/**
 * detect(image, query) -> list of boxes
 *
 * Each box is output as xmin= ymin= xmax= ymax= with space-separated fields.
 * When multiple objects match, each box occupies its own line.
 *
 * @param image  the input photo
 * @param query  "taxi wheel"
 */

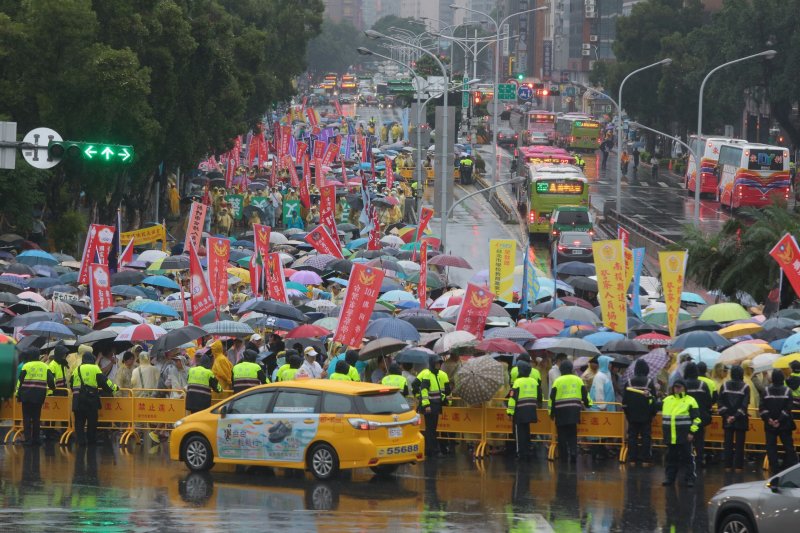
xmin=308 ymin=443 xmax=340 ymax=480
xmin=370 ymin=464 xmax=400 ymax=476
xmin=183 ymin=435 xmax=213 ymax=472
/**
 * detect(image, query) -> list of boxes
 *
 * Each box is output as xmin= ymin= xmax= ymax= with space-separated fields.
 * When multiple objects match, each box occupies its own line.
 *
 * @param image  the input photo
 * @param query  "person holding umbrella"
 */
xmin=416 ymin=355 xmax=451 ymax=458
xmin=550 ymin=359 xmax=592 ymax=463
xmin=506 ymin=362 xmax=541 ymax=460
xmin=16 ymin=348 xmax=56 ymax=446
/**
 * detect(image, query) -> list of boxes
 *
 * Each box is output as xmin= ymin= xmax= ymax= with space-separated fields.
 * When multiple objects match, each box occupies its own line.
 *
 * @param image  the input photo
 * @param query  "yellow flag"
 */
xmin=659 ymin=251 xmax=687 ymax=337
xmin=592 ymin=239 xmax=628 ymax=334
xmin=489 ymin=239 xmax=517 ymax=301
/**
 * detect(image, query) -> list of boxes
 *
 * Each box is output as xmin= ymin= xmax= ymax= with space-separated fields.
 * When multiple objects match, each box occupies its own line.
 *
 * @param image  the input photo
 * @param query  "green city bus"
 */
xmin=555 ymin=114 xmax=602 ymax=151
xmin=526 ymin=164 xmax=589 ymax=238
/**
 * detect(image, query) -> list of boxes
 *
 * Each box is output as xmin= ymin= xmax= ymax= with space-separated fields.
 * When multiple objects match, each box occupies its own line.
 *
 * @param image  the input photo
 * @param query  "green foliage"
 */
xmin=414 ymin=54 xmax=450 ymax=77
xmin=50 ymin=209 xmax=87 ymax=256
xmin=0 ymin=165 xmax=45 ymax=233
xmin=370 ymin=16 xmax=425 ymax=37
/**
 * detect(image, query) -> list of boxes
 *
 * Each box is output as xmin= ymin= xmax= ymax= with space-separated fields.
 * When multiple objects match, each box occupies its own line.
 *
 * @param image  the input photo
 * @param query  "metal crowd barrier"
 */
xmin=2 ymin=388 xmax=73 ymax=444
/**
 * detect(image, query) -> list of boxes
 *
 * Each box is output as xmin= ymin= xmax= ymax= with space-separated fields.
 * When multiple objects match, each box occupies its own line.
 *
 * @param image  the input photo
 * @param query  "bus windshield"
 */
xmin=527 ymin=173 xmax=589 ymax=236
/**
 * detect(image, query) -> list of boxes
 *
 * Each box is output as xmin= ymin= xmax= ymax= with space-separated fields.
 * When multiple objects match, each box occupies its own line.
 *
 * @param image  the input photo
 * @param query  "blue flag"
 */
xmin=630 ymin=247 xmax=646 ymax=318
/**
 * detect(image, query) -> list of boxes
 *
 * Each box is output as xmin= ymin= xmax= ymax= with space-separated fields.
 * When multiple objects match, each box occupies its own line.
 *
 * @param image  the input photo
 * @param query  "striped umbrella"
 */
xmin=115 ymin=323 xmax=167 ymax=342
xmin=204 ymin=320 xmax=255 ymax=337
xmin=483 ymin=327 xmax=536 ymax=343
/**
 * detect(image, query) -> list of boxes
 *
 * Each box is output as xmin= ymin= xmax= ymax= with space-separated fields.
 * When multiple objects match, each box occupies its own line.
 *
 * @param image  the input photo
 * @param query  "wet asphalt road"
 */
xmin=0 ymin=439 xmax=771 ymax=532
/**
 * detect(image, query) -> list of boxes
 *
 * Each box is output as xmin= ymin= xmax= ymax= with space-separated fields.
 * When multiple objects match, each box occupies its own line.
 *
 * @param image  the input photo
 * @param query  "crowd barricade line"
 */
xmin=1 ymin=396 xmax=19 ymax=444
xmin=1 ymin=388 xmax=72 ymax=444
xmin=129 ymin=388 xmax=187 ymax=444
xmin=420 ymin=396 xmax=486 ymax=456
xmin=90 ymin=388 xmax=138 ymax=446
xmin=552 ymin=403 xmax=626 ymax=462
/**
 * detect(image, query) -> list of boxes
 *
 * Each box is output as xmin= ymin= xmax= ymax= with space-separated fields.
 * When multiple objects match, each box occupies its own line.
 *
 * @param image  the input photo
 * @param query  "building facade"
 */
xmin=322 ymin=0 xmax=364 ymax=30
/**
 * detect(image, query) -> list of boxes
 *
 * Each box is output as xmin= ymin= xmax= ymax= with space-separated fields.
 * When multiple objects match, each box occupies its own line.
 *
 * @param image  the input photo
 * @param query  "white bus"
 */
xmin=716 ymin=142 xmax=790 ymax=209
xmin=684 ymin=136 xmax=745 ymax=196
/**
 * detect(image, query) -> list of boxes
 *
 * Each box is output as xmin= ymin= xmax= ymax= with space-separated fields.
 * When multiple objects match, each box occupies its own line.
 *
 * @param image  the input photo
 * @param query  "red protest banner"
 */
xmin=322 ymin=141 xmax=340 ymax=168
xmin=313 ymin=140 xmax=325 ymax=161
xmin=184 ymin=202 xmax=208 ymax=254
xmin=618 ymin=226 xmax=630 ymax=249
xmin=287 ymin=155 xmax=300 ymax=187
xmin=455 ymin=283 xmax=495 ymax=340
xmin=333 ymin=99 xmax=343 ymax=117
xmin=305 ymin=225 xmax=344 ymax=258
xmin=306 ymin=107 xmax=318 ymax=128
xmin=253 ymin=223 xmax=271 ymax=259
xmin=296 ymin=141 xmax=308 ymax=161
xmin=249 ymin=252 xmax=262 ymax=297
xmin=384 ymin=156 xmax=394 ymax=189
xmin=411 ymin=207 xmax=434 ymax=261
xmin=319 ymin=185 xmax=341 ymax=251
xmin=189 ymin=243 xmax=215 ymax=324
xmin=334 ymin=264 xmax=385 ymax=348
xmin=89 ymin=263 xmax=112 ymax=322
xmin=207 ymin=236 xmax=230 ymax=306
xmin=299 ymin=156 xmax=311 ymax=209
xmin=770 ymin=233 xmax=800 ymax=297
xmin=368 ymin=208 xmax=381 ymax=250
xmin=79 ymin=224 xmax=115 ymax=285
xmin=265 ymin=253 xmax=288 ymax=304
xmin=280 ymin=125 xmax=292 ymax=156
xmin=258 ymin=131 xmax=268 ymax=168
xmin=315 ymin=157 xmax=326 ymax=189
xmin=419 ymin=243 xmax=428 ymax=308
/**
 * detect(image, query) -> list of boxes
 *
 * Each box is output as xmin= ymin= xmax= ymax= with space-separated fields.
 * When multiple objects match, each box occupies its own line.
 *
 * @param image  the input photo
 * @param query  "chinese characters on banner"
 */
xmin=300 ymin=154 xmax=311 ymax=208
xmin=322 ymin=141 xmax=339 ymax=168
xmin=384 ymin=156 xmax=394 ymax=189
xmin=79 ymin=224 xmax=115 ymax=285
xmin=265 ymin=253 xmax=288 ymax=303
xmin=592 ymin=240 xmax=628 ymax=334
xmin=624 ymin=248 xmax=634 ymax=290
xmin=315 ymin=157 xmax=326 ymax=188
xmin=184 ymin=202 xmax=208 ymax=253
xmin=304 ymin=225 xmax=344 ymax=258
xmin=521 ymin=246 xmax=540 ymax=314
xmin=189 ymin=243 xmax=215 ymax=324
xmin=319 ymin=185 xmax=342 ymax=251
xmin=658 ymin=250 xmax=687 ymax=337
xmin=489 ymin=239 xmax=517 ymax=302
xmin=368 ymin=207 xmax=382 ymax=250
xmin=120 ymin=224 xmax=167 ymax=251
xmin=253 ymin=224 xmax=271 ymax=260
xmin=618 ymin=226 xmax=630 ymax=249
xmin=769 ymin=233 xmax=800 ymax=297
xmin=334 ymin=264 xmax=385 ymax=348
xmin=224 ymin=194 xmax=244 ymax=220
xmin=207 ymin=237 xmax=231 ymax=306
xmin=313 ymin=140 xmax=325 ymax=161
xmin=412 ymin=207 xmax=435 ymax=261
xmin=280 ymin=125 xmax=291 ymax=156
xmin=306 ymin=107 xmax=319 ymax=128
xmin=248 ymin=252 xmax=262 ymax=296
xmin=419 ymin=243 xmax=428 ymax=307
xmin=286 ymin=155 xmax=299 ymax=187
xmin=89 ymin=263 xmax=112 ymax=322
xmin=455 ymin=283 xmax=495 ymax=340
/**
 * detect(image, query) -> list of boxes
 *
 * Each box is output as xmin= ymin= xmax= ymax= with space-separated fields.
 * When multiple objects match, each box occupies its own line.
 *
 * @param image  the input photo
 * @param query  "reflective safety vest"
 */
xmin=789 ymin=373 xmax=800 ymax=399
xmin=232 ymin=361 xmax=262 ymax=392
xmin=416 ymin=369 xmax=449 ymax=408
xmin=329 ymin=372 xmax=352 ymax=381
xmin=661 ymin=393 xmax=701 ymax=445
xmin=49 ymin=360 xmax=68 ymax=390
xmin=507 ymin=376 xmax=539 ymax=416
xmin=382 ymin=374 xmax=408 ymax=395
xmin=347 ymin=365 xmax=360 ymax=382
xmin=698 ymin=375 xmax=716 ymax=396
xmin=550 ymin=374 xmax=590 ymax=424
xmin=511 ymin=365 xmax=541 ymax=385
xmin=276 ymin=363 xmax=291 ymax=381
xmin=17 ymin=361 xmax=50 ymax=403
xmin=282 ymin=368 xmax=300 ymax=381
xmin=187 ymin=367 xmax=220 ymax=397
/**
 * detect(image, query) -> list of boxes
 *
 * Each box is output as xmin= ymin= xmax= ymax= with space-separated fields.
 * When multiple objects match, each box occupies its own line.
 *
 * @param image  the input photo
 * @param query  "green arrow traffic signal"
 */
xmin=84 ymin=145 xmax=97 ymax=159
xmin=48 ymin=141 xmax=134 ymax=164
xmin=101 ymin=147 xmax=114 ymax=160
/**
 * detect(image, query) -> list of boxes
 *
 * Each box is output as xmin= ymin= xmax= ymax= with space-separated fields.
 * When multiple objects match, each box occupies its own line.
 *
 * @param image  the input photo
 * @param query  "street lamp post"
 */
xmin=695 ymin=50 xmax=776 ymax=224
xmin=450 ymin=4 xmax=549 ymax=189
xmin=616 ymin=58 xmax=672 ymax=217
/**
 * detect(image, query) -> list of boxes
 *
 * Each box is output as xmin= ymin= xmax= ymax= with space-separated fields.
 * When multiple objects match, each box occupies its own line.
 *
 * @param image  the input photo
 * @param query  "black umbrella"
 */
xmin=600 ymin=339 xmax=648 ymax=355
xmin=327 ymin=259 xmax=353 ymax=275
xmin=78 ymin=330 xmax=119 ymax=344
xmin=8 ymin=300 xmax=45 ymax=314
xmin=3 ymin=263 xmax=36 ymax=276
xmin=15 ymin=335 xmax=46 ymax=351
xmin=761 ymin=317 xmax=799 ymax=330
xmin=9 ymin=311 xmax=60 ymax=327
xmin=238 ymin=299 xmax=307 ymax=322
xmin=0 ymin=281 xmax=22 ymax=294
xmin=161 ymin=256 xmax=190 ymax=270
xmin=753 ymin=327 xmax=792 ymax=343
xmin=152 ymin=325 xmax=207 ymax=353
xmin=395 ymin=347 xmax=435 ymax=365
xmin=243 ymin=205 xmax=266 ymax=222
xmin=629 ymin=323 xmax=669 ymax=336
xmin=669 ymin=330 xmax=732 ymax=351
xmin=67 ymin=323 xmax=92 ymax=336
xmin=557 ymin=261 xmax=595 ymax=277
xmin=676 ymin=319 xmax=720 ymax=334
xmin=401 ymin=315 xmax=444 ymax=333
xmin=111 ymin=270 xmax=146 ymax=286
xmin=566 ymin=276 xmax=598 ymax=292
xmin=0 ymin=291 xmax=20 ymax=304
xmin=358 ymin=337 xmax=408 ymax=360
xmin=207 ymin=171 xmax=223 ymax=180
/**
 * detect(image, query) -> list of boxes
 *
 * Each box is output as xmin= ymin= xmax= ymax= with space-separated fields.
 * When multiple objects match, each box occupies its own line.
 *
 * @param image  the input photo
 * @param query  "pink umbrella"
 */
xmin=115 ymin=323 xmax=167 ymax=342
xmin=17 ymin=291 xmax=46 ymax=303
xmin=290 ymin=270 xmax=323 ymax=285
xmin=429 ymin=254 xmax=472 ymax=269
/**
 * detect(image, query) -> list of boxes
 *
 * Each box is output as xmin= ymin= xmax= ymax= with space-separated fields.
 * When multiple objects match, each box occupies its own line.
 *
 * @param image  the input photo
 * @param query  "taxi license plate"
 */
xmin=388 ymin=427 xmax=403 ymax=438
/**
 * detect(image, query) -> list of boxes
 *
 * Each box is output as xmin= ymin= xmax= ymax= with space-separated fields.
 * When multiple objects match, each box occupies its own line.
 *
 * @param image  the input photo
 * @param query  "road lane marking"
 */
xmin=658 ymin=181 xmax=669 ymax=188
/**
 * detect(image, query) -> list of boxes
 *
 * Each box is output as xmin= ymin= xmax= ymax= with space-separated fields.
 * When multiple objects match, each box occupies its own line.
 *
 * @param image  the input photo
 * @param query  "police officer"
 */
xmin=549 ymin=359 xmax=591 ymax=463
xmin=381 ymin=363 xmax=409 ymax=396
xmin=718 ymin=365 xmax=750 ymax=471
xmin=232 ymin=349 xmax=267 ymax=393
xmin=186 ymin=355 xmax=222 ymax=414
xmin=683 ymin=362 xmax=713 ymax=467
xmin=622 ymin=359 xmax=656 ymax=465
xmin=344 ymin=350 xmax=361 ymax=381
xmin=16 ymin=348 xmax=55 ymax=446
xmin=506 ymin=362 xmax=541 ymax=460
xmin=329 ymin=360 xmax=353 ymax=381
xmin=416 ymin=355 xmax=451 ymax=457
xmin=459 ymin=154 xmax=474 ymax=185
xmin=70 ymin=351 xmax=118 ymax=446
xmin=785 ymin=360 xmax=800 ymax=417
xmin=277 ymin=352 xmax=303 ymax=381
xmin=760 ymin=369 xmax=798 ymax=472
xmin=48 ymin=344 xmax=70 ymax=396
xmin=511 ymin=353 xmax=541 ymax=386
xmin=659 ymin=379 xmax=701 ymax=487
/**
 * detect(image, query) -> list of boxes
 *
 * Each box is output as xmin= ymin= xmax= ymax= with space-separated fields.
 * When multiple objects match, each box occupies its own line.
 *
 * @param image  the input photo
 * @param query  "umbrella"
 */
xmin=484 ymin=327 xmax=536 ymax=342
xmin=623 ymin=348 xmax=670 ymax=382
xmin=547 ymin=337 xmax=601 ymax=357
xmin=761 ymin=317 xmax=798 ymax=330
xmin=326 ymin=259 xmax=353 ymax=275
xmin=778 ymin=309 xmax=800 ymax=320
xmin=0 ymin=292 xmax=20 ymax=305
xmin=358 ymin=337 xmax=409 ymax=360
xmin=428 ymin=254 xmax=472 ymax=269
xmin=160 ymin=256 xmax=190 ymax=270
xmin=433 ymin=330 xmax=477 ymax=354
xmin=453 ymin=357 xmax=506 ymax=405
xmin=237 ymin=299 xmax=307 ymax=322
xmin=517 ymin=320 xmax=560 ymax=338
xmin=17 ymin=291 xmax=46 ymax=303
xmin=15 ymin=250 xmax=58 ymax=266
xmin=21 ymin=321 xmax=74 ymax=339
xmin=669 ymin=330 xmax=732 ymax=351
xmin=380 ymin=235 xmax=406 ymax=247
xmin=680 ymin=291 xmax=707 ymax=305
xmin=400 ymin=315 xmax=444 ymax=333
xmin=8 ymin=311 xmax=61 ymax=328
xmin=547 ymin=306 xmax=599 ymax=325
xmin=430 ymin=292 xmax=464 ymax=310
xmin=136 ymin=301 xmax=180 ymax=318
xmin=677 ymin=320 xmax=721 ymax=334
xmin=633 ymin=333 xmax=672 ymax=346
xmin=560 ymin=295 xmax=595 ymax=310
xmin=719 ymin=343 xmax=772 ymax=365
xmin=142 ymin=275 xmax=181 ymax=290
xmin=77 ymin=329 xmax=121 ymax=345
xmin=395 ymin=347 xmax=435 ymax=365
xmin=365 ymin=318 xmax=420 ymax=342
xmin=151 ymin=325 xmax=207 ymax=353
xmin=779 ymin=333 xmax=800 ymax=355
xmin=381 ymin=290 xmax=416 ymax=303
xmin=557 ymin=261 xmax=595 ymax=277
xmin=642 ymin=306 xmax=691 ymax=326
xmin=285 ymin=324 xmax=330 ymax=339
xmin=774 ymin=353 xmax=800 ymax=369
xmin=204 ymin=320 xmax=255 ymax=337
xmin=699 ymin=303 xmax=751 ymax=323
xmin=138 ymin=250 xmax=169 ymax=263
xmin=679 ymin=347 xmax=721 ymax=367
xmin=25 ymin=277 xmax=60 ymax=290
xmin=290 ymin=270 xmax=323 ymax=285
xmin=601 ymin=338 xmax=648 ymax=355
xmin=583 ymin=331 xmax=625 ymax=348
xmin=751 ymin=353 xmax=782 ymax=373
xmin=754 ymin=328 xmax=792 ymax=343
xmin=565 ymin=277 xmax=598 ymax=293
xmin=475 ymin=338 xmax=527 ymax=354
xmin=3 ymin=264 xmax=35 ymax=276
xmin=718 ymin=322 xmax=763 ymax=339
xmin=115 ymin=323 xmax=167 ymax=342
xmin=111 ymin=270 xmax=147 ymax=286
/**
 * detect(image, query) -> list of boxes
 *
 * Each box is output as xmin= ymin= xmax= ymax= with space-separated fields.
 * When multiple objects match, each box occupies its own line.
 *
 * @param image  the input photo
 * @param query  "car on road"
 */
xmin=378 ymin=95 xmax=395 ymax=109
xmin=708 ymin=463 xmax=800 ymax=533
xmin=549 ymin=206 xmax=594 ymax=242
xmin=555 ymin=231 xmax=594 ymax=263
xmin=496 ymin=127 xmax=519 ymax=148
xmin=170 ymin=380 xmax=424 ymax=480
xmin=525 ymin=131 xmax=551 ymax=146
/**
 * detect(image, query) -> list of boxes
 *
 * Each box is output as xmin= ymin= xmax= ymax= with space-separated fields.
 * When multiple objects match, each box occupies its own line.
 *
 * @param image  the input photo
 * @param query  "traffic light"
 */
xmin=517 ymin=73 xmax=524 ymax=81
xmin=473 ymin=91 xmax=482 ymax=105
xmin=48 ymin=141 xmax=134 ymax=163
xmin=549 ymin=86 xmax=561 ymax=96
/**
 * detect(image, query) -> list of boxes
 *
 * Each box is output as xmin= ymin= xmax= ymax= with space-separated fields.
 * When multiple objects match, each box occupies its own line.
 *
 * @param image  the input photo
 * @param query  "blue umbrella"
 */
xmin=16 ymin=250 xmax=58 ymax=266
xmin=33 ymin=265 xmax=60 ymax=278
xmin=395 ymin=301 xmax=420 ymax=309
xmin=346 ymin=238 xmax=368 ymax=250
xmin=0 ymin=275 xmax=25 ymax=288
xmin=365 ymin=318 xmax=420 ymax=342
xmin=583 ymin=331 xmax=625 ymax=348
xmin=680 ymin=291 xmax=707 ymax=305
xmin=379 ymin=279 xmax=402 ymax=293
xmin=111 ymin=285 xmax=148 ymax=299
xmin=246 ymin=316 xmax=299 ymax=330
xmin=535 ymin=277 xmax=576 ymax=294
xmin=59 ymin=271 xmax=79 ymax=284
xmin=770 ymin=338 xmax=786 ymax=352
xmin=780 ymin=332 xmax=800 ymax=355
xmin=327 ymin=277 xmax=349 ymax=287
xmin=42 ymin=285 xmax=78 ymax=297
xmin=142 ymin=275 xmax=180 ymax=290
xmin=381 ymin=290 xmax=415 ymax=302
xmin=137 ymin=301 xmax=180 ymax=318
xmin=232 ymin=240 xmax=255 ymax=249
xmin=669 ymin=330 xmax=732 ymax=351
xmin=21 ymin=320 xmax=74 ymax=338
xmin=26 ymin=277 xmax=61 ymax=289
xmin=679 ymin=347 xmax=721 ymax=367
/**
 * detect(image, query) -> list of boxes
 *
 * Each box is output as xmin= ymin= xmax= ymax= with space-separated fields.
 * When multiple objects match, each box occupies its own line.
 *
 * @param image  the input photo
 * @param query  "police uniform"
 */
xmin=459 ymin=156 xmax=474 ymax=184
xmin=16 ymin=357 xmax=56 ymax=445
xmin=381 ymin=373 xmax=409 ymax=396
xmin=549 ymin=361 xmax=591 ymax=463
xmin=759 ymin=371 xmax=798 ymax=472
xmin=329 ymin=372 xmax=352 ymax=381
xmin=70 ymin=362 xmax=118 ymax=446
xmin=506 ymin=367 xmax=541 ymax=459
xmin=186 ymin=366 xmax=222 ymax=414
xmin=683 ymin=363 xmax=714 ymax=466
xmin=718 ymin=367 xmax=750 ymax=470
xmin=785 ymin=367 xmax=800 ymax=418
xmin=660 ymin=381 xmax=701 ymax=486
xmin=232 ymin=361 xmax=266 ymax=393
xmin=622 ymin=364 xmax=656 ymax=464
xmin=416 ymin=360 xmax=451 ymax=457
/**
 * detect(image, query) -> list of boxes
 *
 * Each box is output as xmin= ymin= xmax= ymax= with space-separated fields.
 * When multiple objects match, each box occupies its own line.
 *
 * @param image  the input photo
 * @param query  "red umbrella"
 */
xmin=285 ymin=324 xmax=331 ymax=339
xmin=561 ymin=296 xmax=594 ymax=310
xmin=517 ymin=321 xmax=560 ymax=338
xmin=428 ymin=254 xmax=473 ymax=269
xmin=530 ymin=318 xmax=565 ymax=331
xmin=475 ymin=338 xmax=527 ymax=354
xmin=634 ymin=333 xmax=672 ymax=347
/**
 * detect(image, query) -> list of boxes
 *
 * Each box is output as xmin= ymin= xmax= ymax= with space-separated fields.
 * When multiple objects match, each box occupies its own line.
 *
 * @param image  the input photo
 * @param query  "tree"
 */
xmin=414 ymin=53 xmax=450 ymax=77
xmin=370 ymin=15 xmax=425 ymax=37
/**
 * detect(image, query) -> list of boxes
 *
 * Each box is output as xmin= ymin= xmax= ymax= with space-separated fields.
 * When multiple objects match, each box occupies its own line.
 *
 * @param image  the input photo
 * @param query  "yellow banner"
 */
xmin=659 ymin=250 xmax=687 ymax=337
xmin=120 ymin=224 xmax=167 ymax=251
xmin=592 ymin=239 xmax=627 ymax=334
xmin=624 ymin=248 xmax=634 ymax=289
xmin=489 ymin=239 xmax=516 ymax=301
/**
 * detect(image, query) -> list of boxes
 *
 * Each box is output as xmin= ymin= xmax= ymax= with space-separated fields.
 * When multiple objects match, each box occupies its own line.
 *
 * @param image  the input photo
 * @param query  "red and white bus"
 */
xmin=716 ymin=142 xmax=790 ymax=209
xmin=518 ymin=145 xmax=576 ymax=166
xmin=685 ymin=136 xmax=746 ymax=196
xmin=524 ymin=110 xmax=557 ymax=145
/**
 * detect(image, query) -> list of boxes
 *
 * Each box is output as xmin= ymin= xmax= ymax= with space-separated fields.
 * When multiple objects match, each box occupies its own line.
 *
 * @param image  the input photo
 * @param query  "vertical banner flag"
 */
xmin=322 ymin=141 xmax=339 ymax=168
xmin=296 ymin=141 xmax=308 ymax=162
xmin=624 ymin=248 xmax=634 ymax=291
xmin=769 ymin=233 xmax=800 ymax=297
xmin=592 ymin=239 xmax=628 ymax=334
xmin=419 ymin=243 xmax=428 ymax=308
xmin=489 ymin=239 xmax=517 ymax=302
xmin=107 ymin=210 xmax=121 ymax=274
xmin=253 ymin=224 xmax=271 ymax=260
xmin=265 ymin=252 xmax=288 ymax=303
xmin=412 ymin=206 xmax=435 ymax=261
xmin=119 ymin=237 xmax=135 ymax=268
xmin=305 ymin=225 xmax=344 ymax=258
xmin=280 ymin=125 xmax=292 ymax=157
xmin=207 ymin=236 xmax=231 ymax=306
xmin=630 ymin=247 xmax=646 ymax=318
xmin=88 ymin=263 xmax=112 ymax=322
xmin=300 ymin=154 xmax=311 ymax=208
xmin=189 ymin=243 xmax=214 ymax=325
xmin=287 ymin=156 xmax=300 ymax=187
xmin=313 ymin=140 xmax=325 ymax=161
xmin=79 ymin=224 xmax=115 ymax=285
xmin=658 ymin=250 xmax=688 ymax=338
xmin=334 ymin=264 xmax=385 ymax=347
xmin=333 ymin=99 xmax=343 ymax=117
xmin=617 ymin=226 xmax=630 ymax=249
xmin=521 ymin=246 xmax=540 ymax=315
xmin=456 ymin=283 xmax=495 ymax=340
xmin=368 ymin=208 xmax=382 ymax=250
xmin=319 ymin=185 xmax=341 ymax=251
xmin=184 ymin=201 xmax=208 ymax=253
xmin=306 ymin=107 xmax=319 ymax=128
xmin=315 ymin=157 xmax=326 ymax=188
xmin=249 ymin=252 xmax=262 ymax=296
xmin=384 ymin=156 xmax=394 ymax=189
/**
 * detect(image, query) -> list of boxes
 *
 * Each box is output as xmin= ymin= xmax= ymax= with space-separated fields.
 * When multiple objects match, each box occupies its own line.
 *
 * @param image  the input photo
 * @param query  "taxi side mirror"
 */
xmin=767 ymin=476 xmax=780 ymax=493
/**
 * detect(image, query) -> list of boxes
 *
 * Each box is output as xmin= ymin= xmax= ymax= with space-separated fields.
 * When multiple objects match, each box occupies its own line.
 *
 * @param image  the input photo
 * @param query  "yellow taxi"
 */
xmin=169 ymin=380 xmax=424 ymax=479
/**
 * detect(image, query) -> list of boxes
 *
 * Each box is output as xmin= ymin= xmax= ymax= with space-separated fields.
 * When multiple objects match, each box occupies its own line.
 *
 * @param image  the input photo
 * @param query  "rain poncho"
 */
xmin=590 ymin=355 xmax=616 ymax=411
xmin=131 ymin=352 xmax=159 ymax=397
xmin=210 ymin=340 xmax=233 ymax=391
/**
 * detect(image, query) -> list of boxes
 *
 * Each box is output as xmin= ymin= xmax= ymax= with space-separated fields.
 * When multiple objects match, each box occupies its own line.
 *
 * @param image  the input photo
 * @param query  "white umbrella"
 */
xmin=433 ymin=330 xmax=477 ymax=354
xmin=137 ymin=250 xmax=169 ymax=263
xmin=752 ymin=353 xmax=781 ymax=373
xmin=269 ymin=232 xmax=288 ymax=244
xmin=547 ymin=337 xmax=601 ymax=357
xmin=380 ymin=235 xmax=405 ymax=247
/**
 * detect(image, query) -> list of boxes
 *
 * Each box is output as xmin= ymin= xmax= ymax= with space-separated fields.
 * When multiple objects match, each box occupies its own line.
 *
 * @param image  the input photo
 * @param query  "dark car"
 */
xmin=496 ymin=127 xmax=518 ymax=148
xmin=555 ymin=231 xmax=594 ymax=264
